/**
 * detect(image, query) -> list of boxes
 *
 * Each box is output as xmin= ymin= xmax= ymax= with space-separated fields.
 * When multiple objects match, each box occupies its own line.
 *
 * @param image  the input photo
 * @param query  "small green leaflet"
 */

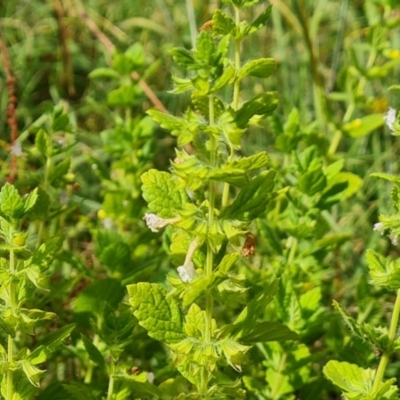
xmin=366 ymin=249 xmax=400 ymax=290
xmin=227 ymin=152 xmax=269 ymax=171
xmin=0 ymin=183 xmax=25 ymax=220
xmin=127 ymin=283 xmax=184 ymax=343
xmin=343 ymin=114 xmax=384 ymax=138
xmin=219 ymin=279 xmax=278 ymax=339
xmin=371 ymin=173 xmax=400 ymax=183
xmin=212 ymin=9 xmax=235 ymax=36
xmin=239 ymin=58 xmax=276 ymax=79
xmin=333 ymin=300 xmax=389 ymax=352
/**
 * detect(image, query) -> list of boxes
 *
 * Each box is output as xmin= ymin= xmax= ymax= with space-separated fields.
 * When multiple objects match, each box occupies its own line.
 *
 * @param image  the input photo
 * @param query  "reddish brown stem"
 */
xmin=0 ymin=33 xmax=18 ymax=183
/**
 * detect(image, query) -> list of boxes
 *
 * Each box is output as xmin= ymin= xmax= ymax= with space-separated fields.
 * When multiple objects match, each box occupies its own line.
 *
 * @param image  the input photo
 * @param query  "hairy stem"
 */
xmin=200 ymin=94 xmax=217 ymax=396
xmin=106 ymin=364 xmax=115 ymax=400
xmin=372 ymin=289 xmax=400 ymax=393
xmin=84 ymin=334 xmax=100 ymax=384
xmin=222 ymin=6 xmax=241 ymax=208
xmin=7 ymin=225 xmax=16 ymax=400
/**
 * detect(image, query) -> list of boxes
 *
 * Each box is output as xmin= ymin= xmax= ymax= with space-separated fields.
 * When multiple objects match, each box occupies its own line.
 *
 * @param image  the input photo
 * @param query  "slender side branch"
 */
xmin=372 ymin=289 xmax=400 ymax=393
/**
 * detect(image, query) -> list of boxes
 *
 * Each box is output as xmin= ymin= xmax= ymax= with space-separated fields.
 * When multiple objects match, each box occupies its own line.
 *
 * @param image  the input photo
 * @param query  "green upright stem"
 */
xmin=84 ymin=334 xmax=100 ymax=384
xmin=106 ymin=365 xmax=115 ymax=400
xmin=200 ymin=95 xmax=217 ymax=397
xmin=222 ymin=6 xmax=241 ymax=209
xmin=372 ymin=289 xmax=400 ymax=394
xmin=7 ymin=226 xmax=16 ymax=400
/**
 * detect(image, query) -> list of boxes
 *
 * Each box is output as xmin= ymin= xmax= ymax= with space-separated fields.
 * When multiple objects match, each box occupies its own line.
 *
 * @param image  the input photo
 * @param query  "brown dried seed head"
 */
xmin=242 ymin=233 xmax=255 ymax=257
xmin=199 ymin=20 xmax=213 ymax=32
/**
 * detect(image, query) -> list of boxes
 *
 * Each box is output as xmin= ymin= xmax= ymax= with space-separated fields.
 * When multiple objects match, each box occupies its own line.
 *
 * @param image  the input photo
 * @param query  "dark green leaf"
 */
xmin=223 ymin=170 xmax=276 ymax=221
xmin=235 ymin=92 xmax=278 ymax=128
xmin=240 ymin=321 xmax=299 ymax=344
xmin=81 ymin=334 xmax=106 ymax=370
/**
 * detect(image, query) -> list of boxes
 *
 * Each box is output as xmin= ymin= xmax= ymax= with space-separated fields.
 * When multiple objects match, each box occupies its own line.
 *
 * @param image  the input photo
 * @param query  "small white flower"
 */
xmin=143 ymin=213 xmax=180 ymax=232
xmin=147 ymin=372 xmax=155 ymax=383
xmin=384 ymin=108 xmax=397 ymax=132
xmin=143 ymin=213 xmax=169 ymax=232
xmin=59 ymin=191 xmax=69 ymax=205
xmin=390 ymin=231 xmax=399 ymax=246
xmin=177 ymin=261 xmax=196 ymax=283
xmin=103 ymin=217 xmax=114 ymax=230
xmin=10 ymin=142 xmax=23 ymax=157
xmin=373 ymin=222 xmax=384 ymax=233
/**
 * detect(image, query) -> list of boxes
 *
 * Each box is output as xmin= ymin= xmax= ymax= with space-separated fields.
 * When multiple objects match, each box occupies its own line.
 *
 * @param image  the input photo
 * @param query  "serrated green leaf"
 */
xmin=141 ymin=169 xmax=188 ymax=218
xmin=239 ymin=321 xmax=299 ymax=344
xmin=184 ymin=303 xmax=206 ymax=338
xmin=239 ymin=58 xmax=276 ymax=79
xmin=212 ymin=9 xmax=236 ymax=36
xmin=81 ymin=334 xmax=106 ymax=370
xmin=0 ymin=183 xmax=25 ymax=220
xmin=235 ymin=92 xmax=278 ymax=128
xmin=195 ymin=31 xmax=216 ymax=66
xmin=223 ymin=170 xmax=276 ymax=221
xmin=127 ymin=283 xmax=184 ymax=343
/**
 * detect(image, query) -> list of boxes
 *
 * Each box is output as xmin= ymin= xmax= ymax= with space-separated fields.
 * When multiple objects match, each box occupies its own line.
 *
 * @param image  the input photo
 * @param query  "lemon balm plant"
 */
xmin=127 ymin=1 xmax=299 ymax=398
